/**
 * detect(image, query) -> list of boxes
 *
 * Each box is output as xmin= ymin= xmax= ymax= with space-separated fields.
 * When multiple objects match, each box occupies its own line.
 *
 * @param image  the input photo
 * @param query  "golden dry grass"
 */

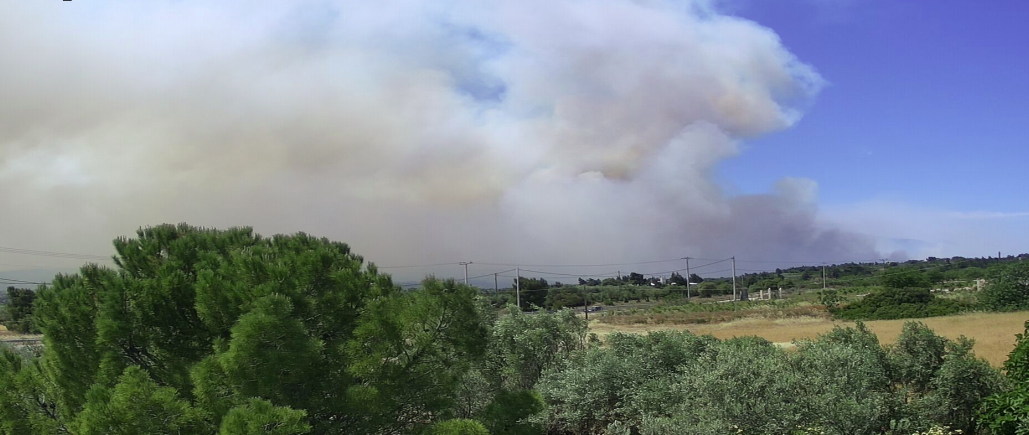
xmin=0 ymin=324 xmax=42 ymax=341
xmin=596 ymin=304 xmax=829 ymax=326
xmin=590 ymin=311 xmax=1029 ymax=367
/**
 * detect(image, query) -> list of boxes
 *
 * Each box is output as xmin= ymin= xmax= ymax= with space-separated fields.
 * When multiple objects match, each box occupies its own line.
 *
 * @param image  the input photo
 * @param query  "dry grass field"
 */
xmin=0 ymin=324 xmax=42 ymax=342
xmin=590 ymin=311 xmax=1029 ymax=367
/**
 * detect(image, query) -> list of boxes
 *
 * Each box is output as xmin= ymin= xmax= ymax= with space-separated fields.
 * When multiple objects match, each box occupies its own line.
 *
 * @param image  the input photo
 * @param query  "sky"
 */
xmin=1 ymin=0 xmax=1026 ymax=287
xmin=722 ymin=0 xmax=1029 ymax=258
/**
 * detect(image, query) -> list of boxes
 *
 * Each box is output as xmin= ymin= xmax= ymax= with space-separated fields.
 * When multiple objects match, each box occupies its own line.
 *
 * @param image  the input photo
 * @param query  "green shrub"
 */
xmin=536 ymin=348 xmax=641 ymax=434
xmin=881 ymin=270 xmax=932 ymax=290
xmin=674 ymin=338 xmax=806 ymax=435
xmin=793 ymin=338 xmax=896 ymax=434
xmin=919 ymin=353 xmax=1005 ymax=434
xmin=477 ymin=390 xmax=543 ymax=435
xmin=835 ymin=288 xmax=965 ymax=321
xmin=980 ymin=262 xmax=1029 ymax=311
xmin=430 ymin=419 xmax=489 ymax=435
xmin=979 ymin=321 xmax=1029 ymax=435
xmin=891 ymin=322 xmax=949 ymax=392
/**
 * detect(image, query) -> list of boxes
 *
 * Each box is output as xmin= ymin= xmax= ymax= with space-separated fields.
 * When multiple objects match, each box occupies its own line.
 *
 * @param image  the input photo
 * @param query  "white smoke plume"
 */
xmin=0 ymin=0 xmax=879 ymax=281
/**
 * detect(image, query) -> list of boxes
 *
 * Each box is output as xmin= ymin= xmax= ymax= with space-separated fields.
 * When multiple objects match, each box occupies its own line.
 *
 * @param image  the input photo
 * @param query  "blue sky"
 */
xmin=719 ymin=0 xmax=1029 ymax=212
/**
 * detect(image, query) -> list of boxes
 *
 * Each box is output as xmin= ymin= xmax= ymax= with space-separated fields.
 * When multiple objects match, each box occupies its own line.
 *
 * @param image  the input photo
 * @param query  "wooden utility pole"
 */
xmin=582 ymin=282 xmax=589 ymax=321
xmin=822 ymin=264 xmax=827 ymax=290
xmin=459 ymin=261 xmax=472 ymax=286
xmin=515 ymin=267 xmax=521 ymax=309
xmin=682 ymin=257 xmax=692 ymax=299
xmin=731 ymin=256 xmax=737 ymax=301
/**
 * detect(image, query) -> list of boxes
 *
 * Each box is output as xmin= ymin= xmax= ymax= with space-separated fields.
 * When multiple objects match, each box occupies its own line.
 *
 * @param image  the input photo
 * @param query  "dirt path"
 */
xmin=590 ymin=311 xmax=1029 ymax=366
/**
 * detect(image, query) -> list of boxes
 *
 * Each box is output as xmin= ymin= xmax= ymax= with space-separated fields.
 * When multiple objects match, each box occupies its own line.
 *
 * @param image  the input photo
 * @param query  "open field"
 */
xmin=0 ymin=324 xmax=42 ymax=343
xmin=590 ymin=311 xmax=1029 ymax=367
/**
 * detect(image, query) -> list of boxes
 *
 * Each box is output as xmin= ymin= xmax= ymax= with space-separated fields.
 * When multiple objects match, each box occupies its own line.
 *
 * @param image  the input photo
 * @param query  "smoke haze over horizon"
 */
xmin=1 ymin=0 xmax=906 ymax=282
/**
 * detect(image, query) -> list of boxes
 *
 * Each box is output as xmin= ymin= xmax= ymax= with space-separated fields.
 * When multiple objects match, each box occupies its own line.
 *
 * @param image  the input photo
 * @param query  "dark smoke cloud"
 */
xmin=0 ymin=0 xmax=878 ymax=281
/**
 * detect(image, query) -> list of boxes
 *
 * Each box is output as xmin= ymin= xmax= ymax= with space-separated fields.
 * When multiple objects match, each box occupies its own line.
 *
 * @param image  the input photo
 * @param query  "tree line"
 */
xmin=2 ymin=224 xmax=1029 ymax=434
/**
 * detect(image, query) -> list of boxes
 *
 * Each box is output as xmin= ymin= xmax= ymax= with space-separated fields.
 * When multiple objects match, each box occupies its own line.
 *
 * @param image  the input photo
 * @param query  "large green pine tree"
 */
xmin=0 ymin=224 xmax=487 ymax=435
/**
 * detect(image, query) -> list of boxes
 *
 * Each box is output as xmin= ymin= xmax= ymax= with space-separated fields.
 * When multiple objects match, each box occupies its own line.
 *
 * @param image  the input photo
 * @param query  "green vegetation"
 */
xmin=0 ymin=287 xmax=37 ymax=334
xmin=535 ymin=322 xmax=1003 ymax=435
xmin=589 ymin=257 xmax=1029 ymax=325
xmin=0 ymin=225 xmax=488 ymax=435
xmin=979 ymin=262 xmax=1029 ymax=311
xmin=835 ymin=288 xmax=966 ymax=320
xmin=1 ymin=224 xmax=1027 ymax=435
xmin=979 ymin=321 xmax=1029 ymax=434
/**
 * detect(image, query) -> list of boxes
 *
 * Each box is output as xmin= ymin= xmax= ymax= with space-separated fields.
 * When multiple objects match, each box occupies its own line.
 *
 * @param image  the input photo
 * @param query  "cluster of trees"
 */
xmin=492 ymin=284 xmax=681 ymax=311
xmin=0 ymin=287 xmax=37 ymax=334
xmin=493 ymin=276 xmax=707 ymax=311
xmin=737 ymin=255 xmax=1025 ymax=292
xmin=979 ymin=262 xmax=1029 ymax=312
xmin=1 ymin=224 xmax=1027 ymax=435
xmin=0 ymin=225 xmax=497 ymax=435
xmin=536 ymin=322 xmax=1008 ymax=435
xmin=826 ymin=261 xmax=1029 ymax=321
xmin=833 ymin=288 xmax=965 ymax=320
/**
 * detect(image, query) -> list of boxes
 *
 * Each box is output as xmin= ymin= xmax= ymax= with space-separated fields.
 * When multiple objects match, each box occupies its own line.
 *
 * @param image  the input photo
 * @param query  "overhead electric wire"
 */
xmin=0 ymin=246 xmax=111 ymax=261
xmin=733 ymin=258 xmax=880 ymax=265
xmin=466 ymin=269 xmax=516 ymax=281
xmin=475 ymin=258 xmax=684 ymax=268
xmin=518 ymin=269 xmax=622 ymax=278
xmin=0 ymin=277 xmax=49 ymax=286
xmin=376 ymin=262 xmax=461 ymax=269
xmin=685 ymin=257 xmax=731 ymax=270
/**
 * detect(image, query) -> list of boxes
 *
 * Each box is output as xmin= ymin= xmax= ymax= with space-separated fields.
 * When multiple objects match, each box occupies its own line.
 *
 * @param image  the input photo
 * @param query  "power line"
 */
xmin=466 ymin=269 xmax=516 ymax=281
xmin=733 ymin=258 xmax=880 ymax=265
xmin=0 ymin=277 xmax=49 ymax=286
xmin=518 ymin=269 xmax=622 ymax=278
xmin=376 ymin=262 xmax=461 ymax=269
xmin=686 ymin=257 xmax=731 ymax=270
xmin=0 ymin=246 xmax=110 ymax=261
xmin=475 ymin=258 xmax=690 ymax=268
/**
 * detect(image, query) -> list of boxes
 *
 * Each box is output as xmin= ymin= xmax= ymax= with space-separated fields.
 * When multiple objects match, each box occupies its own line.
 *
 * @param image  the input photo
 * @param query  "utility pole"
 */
xmin=582 ymin=282 xmax=589 ymax=321
xmin=682 ymin=257 xmax=691 ymax=299
xmin=822 ymin=263 xmax=827 ymax=290
xmin=459 ymin=261 xmax=473 ymax=286
xmin=731 ymin=256 xmax=737 ymax=301
xmin=494 ymin=273 xmax=498 ymax=296
xmin=515 ymin=267 xmax=521 ymax=309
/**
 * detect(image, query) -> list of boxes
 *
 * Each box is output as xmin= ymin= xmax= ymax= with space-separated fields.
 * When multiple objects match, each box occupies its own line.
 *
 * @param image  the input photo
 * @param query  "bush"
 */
xmin=979 ymin=321 xmax=1029 ymax=435
xmin=477 ymin=390 xmax=544 ymax=435
xmin=980 ymin=262 xmax=1029 ymax=311
xmin=2 ymin=287 xmax=38 ymax=334
xmin=430 ymin=419 xmax=489 ymax=435
xmin=835 ymin=288 xmax=965 ymax=321
xmin=536 ymin=348 xmax=643 ymax=435
xmin=920 ymin=353 xmax=1005 ymax=434
xmin=673 ymin=338 xmax=807 ymax=435
xmin=882 ymin=270 xmax=931 ymax=290
xmin=891 ymin=322 xmax=949 ymax=392
xmin=793 ymin=338 xmax=896 ymax=434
